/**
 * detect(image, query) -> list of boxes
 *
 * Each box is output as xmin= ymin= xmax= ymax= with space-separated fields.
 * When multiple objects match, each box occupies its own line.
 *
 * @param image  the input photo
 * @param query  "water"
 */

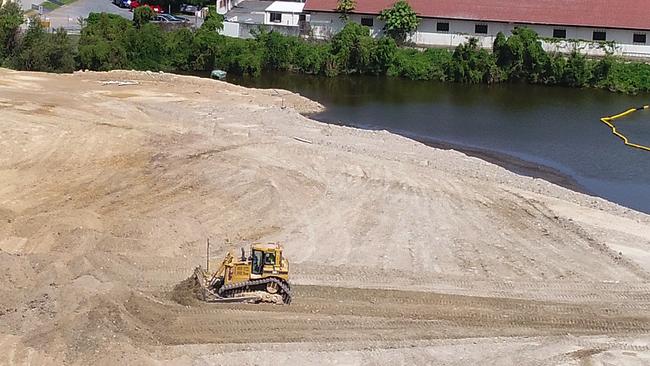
xmin=225 ymin=72 xmax=650 ymax=214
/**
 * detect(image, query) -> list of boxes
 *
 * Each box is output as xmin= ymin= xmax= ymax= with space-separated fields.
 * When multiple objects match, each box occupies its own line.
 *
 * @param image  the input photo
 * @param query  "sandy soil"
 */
xmin=0 ymin=68 xmax=649 ymax=365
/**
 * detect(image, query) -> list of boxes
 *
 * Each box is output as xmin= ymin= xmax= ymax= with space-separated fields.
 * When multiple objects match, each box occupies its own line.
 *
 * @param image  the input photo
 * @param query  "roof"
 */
xmin=265 ymin=1 xmax=305 ymax=13
xmin=225 ymin=0 xmax=267 ymax=23
xmin=303 ymin=0 xmax=650 ymax=31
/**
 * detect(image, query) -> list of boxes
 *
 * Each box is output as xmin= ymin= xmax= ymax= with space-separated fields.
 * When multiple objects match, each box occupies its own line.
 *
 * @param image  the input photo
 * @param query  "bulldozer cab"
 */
xmin=251 ymin=243 xmax=282 ymax=275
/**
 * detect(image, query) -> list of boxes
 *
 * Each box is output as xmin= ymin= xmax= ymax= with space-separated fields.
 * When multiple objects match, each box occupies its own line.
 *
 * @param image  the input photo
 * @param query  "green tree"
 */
xmin=165 ymin=28 xmax=194 ymax=70
xmin=78 ymin=13 xmax=131 ymax=70
xmin=335 ymin=0 xmax=355 ymax=20
xmin=11 ymin=18 xmax=75 ymax=72
xmin=329 ymin=22 xmax=373 ymax=73
xmin=591 ymin=54 xmax=614 ymax=88
xmin=42 ymin=28 xmax=76 ymax=72
xmin=255 ymin=29 xmax=295 ymax=70
xmin=563 ymin=51 xmax=591 ymax=87
xmin=290 ymin=41 xmax=327 ymax=74
xmin=493 ymin=28 xmax=549 ymax=83
xmin=215 ymin=37 xmax=263 ymax=76
xmin=190 ymin=8 xmax=224 ymax=70
xmin=200 ymin=8 xmax=224 ymax=32
xmin=379 ymin=0 xmax=419 ymax=44
xmin=125 ymin=23 xmax=166 ymax=70
xmin=0 ymin=2 xmax=23 ymax=63
xmin=448 ymin=38 xmax=503 ymax=84
xmin=133 ymin=6 xmax=155 ymax=28
xmin=389 ymin=48 xmax=451 ymax=81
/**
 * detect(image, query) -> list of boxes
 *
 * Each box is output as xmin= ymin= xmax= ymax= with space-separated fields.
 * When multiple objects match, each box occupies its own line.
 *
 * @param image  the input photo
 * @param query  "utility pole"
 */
xmin=206 ymin=238 xmax=210 ymax=272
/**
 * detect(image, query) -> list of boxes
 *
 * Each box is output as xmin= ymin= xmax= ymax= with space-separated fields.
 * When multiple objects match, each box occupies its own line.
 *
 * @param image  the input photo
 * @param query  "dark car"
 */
xmin=112 ymin=0 xmax=130 ymax=8
xmin=158 ymin=13 xmax=188 ymax=22
xmin=179 ymin=3 xmax=197 ymax=14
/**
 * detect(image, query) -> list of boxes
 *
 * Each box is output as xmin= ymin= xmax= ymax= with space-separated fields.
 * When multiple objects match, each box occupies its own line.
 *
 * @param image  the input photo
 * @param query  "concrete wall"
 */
xmin=309 ymin=12 xmax=650 ymax=58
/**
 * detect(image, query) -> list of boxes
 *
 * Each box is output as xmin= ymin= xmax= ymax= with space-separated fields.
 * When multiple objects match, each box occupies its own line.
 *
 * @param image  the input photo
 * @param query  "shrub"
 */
xmin=10 ymin=18 xmax=75 ymax=72
xmin=379 ymin=0 xmax=419 ymax=44
xmin=125 ymin=23 xmax=167 ymax=70
xmin=0 ymin=2 xmax=22 ymax=63
xmin=78 ymin=13 xmax=131 ymax=70
xmin=215 ymin=37 xmax=263 ymax=76
xmin=133 ymin=6 xmax=156 ymax=28
xmin=448 ymin=38 xmax=503 ymax=84
xmin=165 ymin=28 xmax=194 ymax=70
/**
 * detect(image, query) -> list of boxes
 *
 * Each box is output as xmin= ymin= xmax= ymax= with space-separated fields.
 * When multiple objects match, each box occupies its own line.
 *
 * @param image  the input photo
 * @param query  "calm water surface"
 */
xmin=226 ymin=73 xmax=650 ymax=214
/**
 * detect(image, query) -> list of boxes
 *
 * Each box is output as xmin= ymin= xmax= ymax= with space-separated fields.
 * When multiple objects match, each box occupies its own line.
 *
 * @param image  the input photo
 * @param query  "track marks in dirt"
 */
xmin=122 ymin=285 xmax=650 ymax=346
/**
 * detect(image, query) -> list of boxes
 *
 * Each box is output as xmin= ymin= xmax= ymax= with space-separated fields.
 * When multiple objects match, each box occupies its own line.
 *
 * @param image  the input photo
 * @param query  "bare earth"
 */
xmin=0 ymin=68 xmax=649 ymax=365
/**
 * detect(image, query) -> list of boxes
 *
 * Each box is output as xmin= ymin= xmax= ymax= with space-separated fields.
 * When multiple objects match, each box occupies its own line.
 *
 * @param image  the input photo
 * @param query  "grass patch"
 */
xmin=41 ymin=1 xmax=60 ymax=10
xmin=41 ymin=0 xmax=78 ymax=11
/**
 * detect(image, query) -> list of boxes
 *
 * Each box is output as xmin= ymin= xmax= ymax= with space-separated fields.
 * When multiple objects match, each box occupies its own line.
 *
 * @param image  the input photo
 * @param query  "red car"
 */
xmin=130 ymin=1 xmax=163 ymax=13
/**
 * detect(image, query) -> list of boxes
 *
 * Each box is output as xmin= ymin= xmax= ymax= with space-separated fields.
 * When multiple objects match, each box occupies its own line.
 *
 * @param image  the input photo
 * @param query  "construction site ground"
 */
xmin=0 ymin=68 xmax=649 ymax=365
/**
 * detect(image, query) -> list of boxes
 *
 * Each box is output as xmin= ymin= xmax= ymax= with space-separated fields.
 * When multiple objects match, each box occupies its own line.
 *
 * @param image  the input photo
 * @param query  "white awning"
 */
xmin=265 ymin=1 xmax=305 ymax=13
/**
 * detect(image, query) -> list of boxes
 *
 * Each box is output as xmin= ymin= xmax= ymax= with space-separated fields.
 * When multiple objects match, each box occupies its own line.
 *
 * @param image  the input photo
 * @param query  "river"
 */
xmin=225 ymin=72 xmax=650 ymax=214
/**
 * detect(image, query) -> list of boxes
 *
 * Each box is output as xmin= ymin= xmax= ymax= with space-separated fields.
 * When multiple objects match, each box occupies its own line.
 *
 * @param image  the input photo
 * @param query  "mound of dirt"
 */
xmin=1 ymin=68 xmax=649 ymax=365
xmin=170 ymin=275 xmax=203 ymax=306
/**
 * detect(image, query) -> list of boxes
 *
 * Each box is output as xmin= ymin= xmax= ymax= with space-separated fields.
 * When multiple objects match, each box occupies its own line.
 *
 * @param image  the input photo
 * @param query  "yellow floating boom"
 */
xmin=600 ymin=105 xmax=650 ymax=152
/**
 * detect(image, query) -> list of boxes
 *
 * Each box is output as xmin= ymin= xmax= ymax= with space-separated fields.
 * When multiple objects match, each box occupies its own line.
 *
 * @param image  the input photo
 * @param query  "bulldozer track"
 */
xmin=218 ymin=277 xmax=292 ymax=304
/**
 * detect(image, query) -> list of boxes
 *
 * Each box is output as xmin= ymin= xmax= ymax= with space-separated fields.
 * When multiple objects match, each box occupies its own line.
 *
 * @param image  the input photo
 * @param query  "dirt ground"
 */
xmin=0 ymin=68 xmax=649 ymax=365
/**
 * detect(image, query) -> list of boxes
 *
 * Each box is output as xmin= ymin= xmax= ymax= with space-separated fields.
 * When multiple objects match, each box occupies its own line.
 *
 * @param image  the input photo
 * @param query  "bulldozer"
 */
xmin=193 ymin=242 xmax=292 ymax=304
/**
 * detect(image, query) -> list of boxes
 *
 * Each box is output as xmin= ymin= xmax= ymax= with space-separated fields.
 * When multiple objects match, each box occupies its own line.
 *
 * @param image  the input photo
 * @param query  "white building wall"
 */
xmin=308 ymin=12 xmax=650 ymax=58
xmin=264 ymin=11 xmax=301 ymax=27
xmin=222 ymin=21 xmax=241 ymax=37
xmin=309 ymin=13 xmax=384 ymax=39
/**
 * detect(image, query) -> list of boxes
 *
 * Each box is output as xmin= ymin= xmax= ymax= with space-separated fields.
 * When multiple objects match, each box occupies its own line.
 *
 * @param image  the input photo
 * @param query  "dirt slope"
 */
xmin=0 ymin=68 xmax=649 ymax=365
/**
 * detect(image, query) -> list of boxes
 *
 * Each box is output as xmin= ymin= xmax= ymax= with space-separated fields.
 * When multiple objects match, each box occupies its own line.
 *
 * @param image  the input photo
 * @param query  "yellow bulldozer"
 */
xmin=193 ymin=242 xmax=292 ymax=304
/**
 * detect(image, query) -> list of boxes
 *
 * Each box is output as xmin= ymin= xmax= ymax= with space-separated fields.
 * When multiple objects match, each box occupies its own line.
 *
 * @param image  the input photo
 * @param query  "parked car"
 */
xmin=158 ymin=13 xmax=188 ymax=22
xmin=130 ymin=1 xmax=162 ymax=13
xmin=152 ymin=15 xmax=178 ymax=22
xmin=179 ymin=3 xmax=197 ymax=14
xmin=112 ymin=0 xmax=130 ymax=8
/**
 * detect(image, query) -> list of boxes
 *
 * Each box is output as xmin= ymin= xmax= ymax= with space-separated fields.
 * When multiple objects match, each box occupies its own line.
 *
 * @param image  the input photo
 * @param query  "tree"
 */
xmin=78 ymin=13 xmax=131 ymax=70
xmin=0 ymin=2 xmax=23 ymax=62
xmin=379 ymin=0 xmax=419 ymax=44
xmin=11 ymin=18 xmax=75 ymax=73
xmin=335 ymin=0 xmax=355 ymax=21
xmin=125 ymin=23 xmax=166 ymax=70
xmin=329 ymin=22 xmax=373 ymax=73
xmin=563 ymin=51 xmax=591 ymax=87
xmin=165 ymin=28 xmax=194 ymax=70
xmin=133 ymin=6 xmax=155 ymax=28
xmin=190 ymin=8 xmax=224 ymax=70
xmin=492 ymin=28 xmax=550 ymax=83
xmin=200 ymin=7 xmax=224 ymax=32
xmin=448 ymin=38 xmax=503 ymax=84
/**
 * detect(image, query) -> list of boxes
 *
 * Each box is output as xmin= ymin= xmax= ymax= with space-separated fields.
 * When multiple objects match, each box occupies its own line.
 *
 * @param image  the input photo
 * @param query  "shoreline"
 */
xmin=419 ymin=138 xmax=589 ymax=195
xmin=313 ymin=118 xmax=588 ymax=195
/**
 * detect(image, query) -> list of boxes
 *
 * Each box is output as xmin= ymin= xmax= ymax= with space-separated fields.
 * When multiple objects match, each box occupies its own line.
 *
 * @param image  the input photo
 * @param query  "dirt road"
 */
xmin=0 ymin=68 xmax=649 ymax=365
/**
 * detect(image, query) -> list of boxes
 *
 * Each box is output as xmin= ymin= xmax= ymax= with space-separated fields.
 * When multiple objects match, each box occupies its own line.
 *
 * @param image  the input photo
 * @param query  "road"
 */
xmin=44 ymin=0 xmax=132 ymax=32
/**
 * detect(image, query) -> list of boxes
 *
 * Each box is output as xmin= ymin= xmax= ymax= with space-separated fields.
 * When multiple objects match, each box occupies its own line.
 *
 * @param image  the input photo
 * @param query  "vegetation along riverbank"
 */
xmin=1 ymin=2 xmax=650 ymax=94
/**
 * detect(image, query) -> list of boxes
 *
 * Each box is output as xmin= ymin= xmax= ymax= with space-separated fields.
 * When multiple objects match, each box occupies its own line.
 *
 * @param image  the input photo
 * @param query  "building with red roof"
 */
xmin=304 ymin=0 xmax=650 ymax=58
